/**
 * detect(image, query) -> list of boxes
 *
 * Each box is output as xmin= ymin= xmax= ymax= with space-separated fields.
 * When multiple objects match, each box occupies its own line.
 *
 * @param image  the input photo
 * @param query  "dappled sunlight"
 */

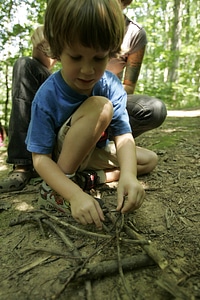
xmin=0 ymin=149 xmax=9 ymax=176
xmin=161 ymin=128 xmax=178 ymax=133
xmin=0 ymin=164 xmax=8 ymax=172
xmin=12 ymin=199 xmax=34 ymax=211
xmin=167 ymin=109 xmax=200 ymax=117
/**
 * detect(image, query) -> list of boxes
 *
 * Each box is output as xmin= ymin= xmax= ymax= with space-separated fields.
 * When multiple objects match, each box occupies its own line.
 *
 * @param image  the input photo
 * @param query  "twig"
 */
xmin=116 ymin=228 xmax=133 ymax=300
xmin=124 ymin=224 xmax=168 ymax=270
xmin=37 ymin=210 xmax=114 ymax=239
xmin=118 ymin=237 xmax=150 ymax=245
xmin=156 ymin=273 xmax=194 ymax=300
xmin=177 ymin=269 xmax=200 ymax=285
xmin=24 ymin=246 xmax=83 ymax=259
xmin=42 ymin=219 xmax=81 ymax=259
xmin=165 ymin=207 xmax=174 ymax=229
xmin=17 ymin=256 xmax=52 ymax=275
xmin=12 ymin=235 xmax=25 ymax=250
xmin=53 ymin=237 xmax=114 ymax=299
xmin=85 ymin=280 xmax=93 ymax=300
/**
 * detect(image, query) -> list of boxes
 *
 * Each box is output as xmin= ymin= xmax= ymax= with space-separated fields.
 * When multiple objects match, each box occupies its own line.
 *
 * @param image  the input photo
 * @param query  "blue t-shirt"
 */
xmin=26 ymin=70 xmax=131 ymax=154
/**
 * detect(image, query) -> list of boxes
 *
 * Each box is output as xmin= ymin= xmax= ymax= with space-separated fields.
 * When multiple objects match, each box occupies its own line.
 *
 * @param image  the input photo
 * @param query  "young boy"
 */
xmin=26 ymin=0 xmax=157 ymax=229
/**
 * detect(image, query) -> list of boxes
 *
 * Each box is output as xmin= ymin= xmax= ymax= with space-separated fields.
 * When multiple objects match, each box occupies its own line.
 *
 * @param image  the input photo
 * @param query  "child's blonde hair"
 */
xmin=44 ymin=0 xmax=125 ymax=59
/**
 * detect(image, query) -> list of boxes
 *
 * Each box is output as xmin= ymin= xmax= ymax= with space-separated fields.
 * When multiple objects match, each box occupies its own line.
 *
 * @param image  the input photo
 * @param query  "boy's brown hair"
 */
xmin=121 ymin=0 xmax=132 ymax=7
xmin=44 ymin=0 xmax=125 ymax=59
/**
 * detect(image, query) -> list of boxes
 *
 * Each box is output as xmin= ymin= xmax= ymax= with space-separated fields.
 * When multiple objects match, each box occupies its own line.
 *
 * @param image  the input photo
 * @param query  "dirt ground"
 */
xmin=0 ymin=115 xmax=199 ymax=300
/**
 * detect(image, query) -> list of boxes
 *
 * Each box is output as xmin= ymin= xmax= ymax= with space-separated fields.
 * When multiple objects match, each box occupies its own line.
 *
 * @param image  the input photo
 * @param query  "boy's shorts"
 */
xmin=54 ymin=119 xmax=119 ymax=171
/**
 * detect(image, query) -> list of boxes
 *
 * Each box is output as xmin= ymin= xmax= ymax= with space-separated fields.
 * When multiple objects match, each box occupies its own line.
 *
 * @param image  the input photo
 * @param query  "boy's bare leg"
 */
xmin=57 ymin=96 xmax=113 ymax=174
xmin=104 ymin=147 xmax=158 ymax=182
xmin=136 ymin=147 xmax=158 ymax=175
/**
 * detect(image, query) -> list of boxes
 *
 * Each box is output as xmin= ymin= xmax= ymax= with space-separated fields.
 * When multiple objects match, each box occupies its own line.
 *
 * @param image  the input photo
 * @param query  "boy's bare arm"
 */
xmin=32 ymin=153 xmax=104 ymax=229
xmin=114 ymin=133 xmax=145 ymax=212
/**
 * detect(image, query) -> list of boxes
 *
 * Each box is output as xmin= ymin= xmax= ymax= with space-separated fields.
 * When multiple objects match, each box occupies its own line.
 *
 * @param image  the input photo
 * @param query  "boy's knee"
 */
xmin=72 ymin=96 xmax=113 ymax=125
xmin=89 ymin=96 xmax=113 ymax=113
xmin=148 ymin=151 xmax=158 ymax=172
xmin=90 ymin=96 xmax=113 ymax=126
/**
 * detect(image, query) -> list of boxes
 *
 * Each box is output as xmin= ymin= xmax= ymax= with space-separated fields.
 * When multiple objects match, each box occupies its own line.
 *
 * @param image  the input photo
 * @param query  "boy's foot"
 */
xmin=38 ymin=170 xmax=101 ymax=212
xmin=0 ymin=165 xmax=38 ymax=193
xmin=76 ymin=170 xmax=101 ymax=191
xmin=39 ymin=181 xmax=70 ymax=213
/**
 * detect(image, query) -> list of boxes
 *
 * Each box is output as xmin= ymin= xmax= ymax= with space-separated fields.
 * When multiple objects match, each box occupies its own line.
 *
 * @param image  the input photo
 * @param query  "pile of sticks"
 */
xmin=10 ymin=203 xmax=193 ymax=300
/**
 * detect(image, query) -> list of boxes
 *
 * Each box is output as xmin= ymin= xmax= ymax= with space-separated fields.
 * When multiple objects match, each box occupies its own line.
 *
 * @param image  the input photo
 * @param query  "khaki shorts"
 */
xmin=54 ymin=119 xmax=119 ymax=171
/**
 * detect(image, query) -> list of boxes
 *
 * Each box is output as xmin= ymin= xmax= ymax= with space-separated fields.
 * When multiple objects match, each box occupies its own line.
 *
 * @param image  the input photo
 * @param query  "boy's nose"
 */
xmin=81 ymin=63 xmax=94 ymax=75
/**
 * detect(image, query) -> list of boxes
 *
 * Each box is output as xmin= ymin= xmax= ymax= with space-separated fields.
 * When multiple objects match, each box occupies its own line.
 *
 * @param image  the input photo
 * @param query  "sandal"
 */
xmin=0 ymin=170 xmax=34 ymax=193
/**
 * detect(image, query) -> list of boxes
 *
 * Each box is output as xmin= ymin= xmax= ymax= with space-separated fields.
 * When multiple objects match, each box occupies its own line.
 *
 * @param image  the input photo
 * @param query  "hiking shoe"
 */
xmin=38 ymin=181 xmax=70 ymax=213
xmin=76 ymin=170 xmax=100 ymax=191
xmin=38 ymin=170 xmax=101 ymax=212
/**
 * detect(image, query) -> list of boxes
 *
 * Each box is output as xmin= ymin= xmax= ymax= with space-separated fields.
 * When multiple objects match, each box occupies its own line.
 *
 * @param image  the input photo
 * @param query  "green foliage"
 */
xmin=127 ymin=0 xmax=200 ymax=109
xmin=0 ymin=0 xmax=47 ymax=126
xmin=0 ymin=0 xmax=199 ymax=127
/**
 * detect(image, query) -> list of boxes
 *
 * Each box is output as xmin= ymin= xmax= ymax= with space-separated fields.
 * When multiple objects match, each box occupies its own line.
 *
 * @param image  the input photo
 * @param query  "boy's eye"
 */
xmin=70 ymin=55 xmax=81 ymax=60
xmin=94 ymin=56 xmax=108 ymax=61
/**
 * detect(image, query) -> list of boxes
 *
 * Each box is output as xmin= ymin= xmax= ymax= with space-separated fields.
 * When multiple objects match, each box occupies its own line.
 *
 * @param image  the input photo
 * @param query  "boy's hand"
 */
xmin=69 ymin=193 xmax=105 ymax=230
xmin=116 ymin=174 xmax=145 ymax=213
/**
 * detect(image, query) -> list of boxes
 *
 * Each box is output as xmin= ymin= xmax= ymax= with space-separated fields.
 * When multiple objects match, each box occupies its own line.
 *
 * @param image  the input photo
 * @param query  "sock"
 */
xmin=65 ymin=173 xmax=76 ymax=179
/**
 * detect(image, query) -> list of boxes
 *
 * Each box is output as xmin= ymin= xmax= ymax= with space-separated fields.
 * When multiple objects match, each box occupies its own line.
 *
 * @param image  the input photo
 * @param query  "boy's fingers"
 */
xmin=121 ymin=190 xmax=145 ymax=213
xmin=81 ymin=205 xmax=104 ymax=229
xmin=116 ymin=189 xmax=124 ymax=211
xmin=93 ymin=197 xmax=105 ymax=221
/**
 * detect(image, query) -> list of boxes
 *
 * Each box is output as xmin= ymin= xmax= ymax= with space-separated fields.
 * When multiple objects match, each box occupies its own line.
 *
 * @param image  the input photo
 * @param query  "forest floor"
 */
xmin=0 ymin=113 xmax=199 ymax=300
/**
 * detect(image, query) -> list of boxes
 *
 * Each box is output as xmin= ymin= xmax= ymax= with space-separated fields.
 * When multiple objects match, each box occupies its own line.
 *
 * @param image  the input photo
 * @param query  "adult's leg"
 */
xmin=0 ymin=57 xmax=50 ymax=193
xmin=7 ymin=57 xmax=51 ymax=165
xmin=126 ymin=94 xmax=167 ymax=138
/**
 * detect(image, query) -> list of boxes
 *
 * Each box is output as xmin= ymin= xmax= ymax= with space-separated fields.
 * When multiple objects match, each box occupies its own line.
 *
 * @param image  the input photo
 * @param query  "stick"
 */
xmin=156 ymin=273 xmax=194 ymax=300
xmin=38 ymin=210 xmax=113 ymax=239
xmin=76 ymin=253 xmax=155 ymax=281
xmin=106 ymin=211 xmax=168 ymax=270
xmin=116 ymin=229 xmax=132 ymax=300
xmin=42 ymin=219 xmax=81 ymax=259
xmin=24 ymin=246 xmax=83 ymax=259
xmin=123 ymin=224 xmax=168 ymax=270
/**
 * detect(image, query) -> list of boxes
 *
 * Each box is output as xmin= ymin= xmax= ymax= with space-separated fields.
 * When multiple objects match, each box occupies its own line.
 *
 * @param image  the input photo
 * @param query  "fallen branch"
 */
xmin=54 ymin=237 xmax=114 ymax=299
xmin=75 ymin=253 xmax=155 ymax=281
xmin=123 ymin=224 xmax=168 ymax=270
xmin=105 ymin=211 xmax=168 ymax=270
xmin=56 ymin=254 xmax=155 ymax=284
xmin=42 ymin=219 xmax=81 ymax=259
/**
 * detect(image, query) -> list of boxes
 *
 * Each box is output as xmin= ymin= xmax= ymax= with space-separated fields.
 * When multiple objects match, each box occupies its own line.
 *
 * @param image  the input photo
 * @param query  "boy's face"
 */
xmin=60 ymin=42 xmax=109 ymax=95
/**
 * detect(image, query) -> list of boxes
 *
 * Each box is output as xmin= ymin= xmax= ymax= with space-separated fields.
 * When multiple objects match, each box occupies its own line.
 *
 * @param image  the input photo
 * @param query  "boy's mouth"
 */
xmin=77 ymin=78 xmax=94 ymax=84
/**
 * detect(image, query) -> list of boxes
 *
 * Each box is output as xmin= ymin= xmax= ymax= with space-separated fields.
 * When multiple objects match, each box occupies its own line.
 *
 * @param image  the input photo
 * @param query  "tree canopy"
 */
xmin=0 ymin=0 xmax=199 ymax=127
